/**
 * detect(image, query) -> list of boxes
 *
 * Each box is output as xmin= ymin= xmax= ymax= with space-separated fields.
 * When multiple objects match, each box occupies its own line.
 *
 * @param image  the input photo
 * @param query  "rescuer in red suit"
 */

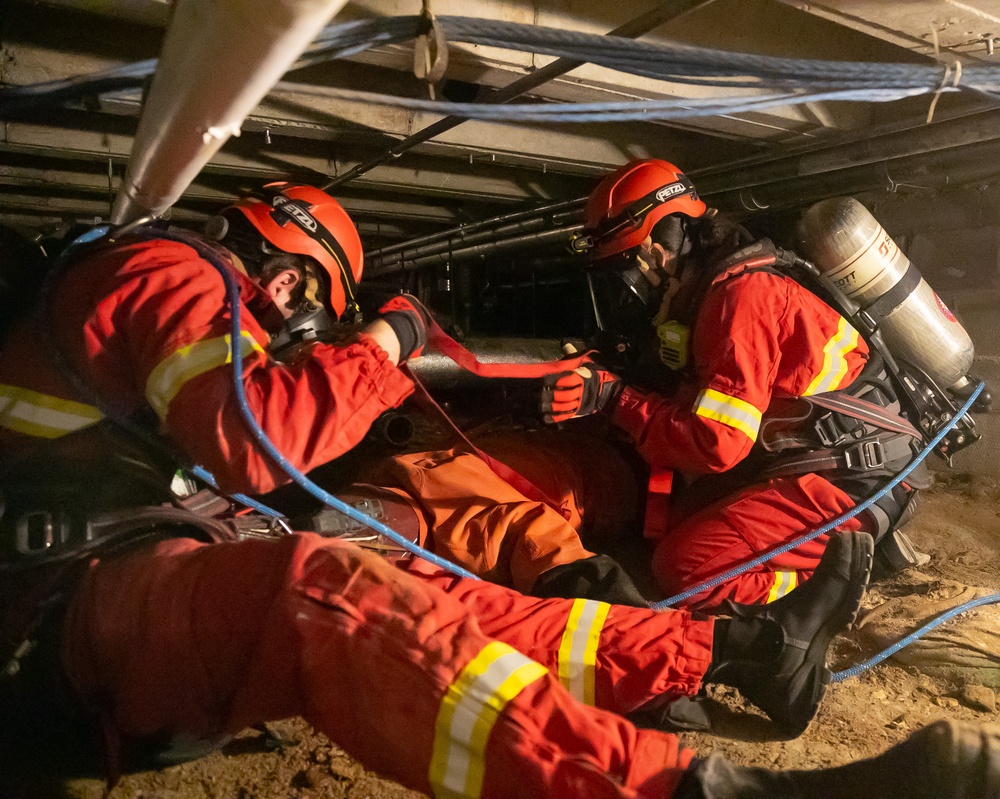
xmin=0 ymin=189 xmax=982 ymax=799
xmin=541 ymin=159 xmax=924 ymax=610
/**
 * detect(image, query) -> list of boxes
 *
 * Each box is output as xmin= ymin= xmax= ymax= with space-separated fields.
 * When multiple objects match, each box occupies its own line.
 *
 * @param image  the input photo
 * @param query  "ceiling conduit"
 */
xmin=322 ymin=0 xmax=718 ymax=192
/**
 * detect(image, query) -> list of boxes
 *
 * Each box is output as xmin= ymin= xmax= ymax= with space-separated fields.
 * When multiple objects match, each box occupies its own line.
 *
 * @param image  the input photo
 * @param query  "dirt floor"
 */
xmin=25 ymin=467 xmax=1000 ymax=799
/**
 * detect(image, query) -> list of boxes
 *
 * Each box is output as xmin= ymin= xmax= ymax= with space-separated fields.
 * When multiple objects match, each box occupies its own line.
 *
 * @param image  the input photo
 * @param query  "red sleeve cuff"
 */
xmin=610 ymin=384 xmax=651 ymax=440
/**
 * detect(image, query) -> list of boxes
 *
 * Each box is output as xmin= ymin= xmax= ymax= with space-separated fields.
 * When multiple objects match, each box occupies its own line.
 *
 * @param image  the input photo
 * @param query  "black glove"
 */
xmin=540 ymin=362 xmax=623 ymax=423
xmin=378 ymin=294 xmax=430 ymax=363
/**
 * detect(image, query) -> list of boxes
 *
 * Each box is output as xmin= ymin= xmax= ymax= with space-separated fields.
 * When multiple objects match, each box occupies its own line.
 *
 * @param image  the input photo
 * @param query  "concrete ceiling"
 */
xmin=4 ymin=0 xmax=1000 ymax=253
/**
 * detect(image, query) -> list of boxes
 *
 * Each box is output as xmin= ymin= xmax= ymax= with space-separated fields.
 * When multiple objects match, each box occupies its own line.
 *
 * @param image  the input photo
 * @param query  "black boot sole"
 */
xmin=777 ymin=531 xmax=874 ymax=737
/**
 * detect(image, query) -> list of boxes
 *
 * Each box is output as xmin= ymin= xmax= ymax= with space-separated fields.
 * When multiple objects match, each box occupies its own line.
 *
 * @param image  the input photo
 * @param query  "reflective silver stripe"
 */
xmin=0 ymin=384 xmax=103 ymax=439
xmin=429 ymin=641 xmax=548 ymax=799
xmin=145 ymin=331 xmax=265 ymax=419
xmin=767 ymin=570 xmax=798 ymax=603
xmin=693 ymin=387 xmax=762 ymax=442
xmin=803 ymin=317 xmax=860 ymax=396
xmin=557 ymin=598 xmax=610 ymax=706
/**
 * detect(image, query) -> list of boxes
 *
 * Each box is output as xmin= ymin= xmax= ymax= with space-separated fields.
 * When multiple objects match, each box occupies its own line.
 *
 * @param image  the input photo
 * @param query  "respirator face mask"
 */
xmin=605 ymin=215 xmax=693 ymax=370
xmin=610 ymin=214 xmax=688 ymax=307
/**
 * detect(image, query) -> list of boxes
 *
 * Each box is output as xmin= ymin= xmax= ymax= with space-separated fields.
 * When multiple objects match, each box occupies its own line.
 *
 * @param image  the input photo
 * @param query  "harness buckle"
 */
xmin=814 ymin=412 xmax=844 ymax=447
xmin=14 ymin=510 xmax=73 ymax=556
xmin=815 ymin=409 xmax=865 ymax=448
xmin=843 ymin=438 xmax=886 ymax=472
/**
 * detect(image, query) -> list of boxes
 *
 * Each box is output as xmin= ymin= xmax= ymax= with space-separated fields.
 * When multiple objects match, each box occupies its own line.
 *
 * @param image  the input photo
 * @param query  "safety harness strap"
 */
xmin=758 ymin=432 xmax=917 ymax=480
xmin=863 ymin=262 xmax=922 ymax=322
xmin=803 ymin=390 xmax=922 ymax=440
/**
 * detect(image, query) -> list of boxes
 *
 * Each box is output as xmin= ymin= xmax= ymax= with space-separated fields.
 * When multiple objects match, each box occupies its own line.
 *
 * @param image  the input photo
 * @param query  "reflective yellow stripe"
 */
xmin=0 ymin=384 xmax=103 ymax=439
xmin=557 ymin=599 xmax=611 ymax=706
xmin=693 ymin=387 xmax=762 ymax=442
xmin=429 ymin=642 xmax=548 ymax=799
xmin=767 ymin=570 xmax=798 ymax=603
xmin=145 ymin=331 xmax=266 ymax=419
xmin=802 ymin=317 xmax=861 ymax=396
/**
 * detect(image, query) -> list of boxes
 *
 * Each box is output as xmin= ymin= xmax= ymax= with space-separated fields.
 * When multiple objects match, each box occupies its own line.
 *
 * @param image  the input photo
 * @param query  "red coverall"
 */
xmin=610 ymin=259 xmax=869 ymax=608
xmin=0 ymin=237 xmax=713 ymax=798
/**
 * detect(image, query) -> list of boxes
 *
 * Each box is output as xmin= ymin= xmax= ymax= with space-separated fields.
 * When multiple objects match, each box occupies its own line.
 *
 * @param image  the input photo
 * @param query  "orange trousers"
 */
xmin=62 ymin=535 xmax=708 ymax=798
xmin=364 ymin=432 xmax=641 ymax=593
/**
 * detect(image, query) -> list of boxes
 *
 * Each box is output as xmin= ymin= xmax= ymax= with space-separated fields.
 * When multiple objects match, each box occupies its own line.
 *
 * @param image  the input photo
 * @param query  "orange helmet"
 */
xmin=583 ymin=159 xmax=707 ymax=261
xmin=215 ymin=182 xmax=363 ymax=319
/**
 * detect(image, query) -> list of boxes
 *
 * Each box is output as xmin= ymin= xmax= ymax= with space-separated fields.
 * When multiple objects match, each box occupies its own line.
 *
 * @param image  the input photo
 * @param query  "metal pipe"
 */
xmin=408 ymin=337 xmax=564 ymax=390
xmin=368 ymin=209 xmax=583 ymax=274
xmin=368 ymin=197 xmax=585 ymax=260
xmin=112 ymin=0 xmax=348 ymax=223
xmin=709 ymin=136 xmax=1000 ymax=213
xmin=322 ymin=0 xmax=718 ymax=192
xmin=375 ymin=225 xmax=584 ymax=274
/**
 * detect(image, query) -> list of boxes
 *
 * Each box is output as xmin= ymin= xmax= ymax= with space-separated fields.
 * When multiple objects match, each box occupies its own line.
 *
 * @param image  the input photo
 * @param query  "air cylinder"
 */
xmin=797 ymin=197 xmax=974 ymax=392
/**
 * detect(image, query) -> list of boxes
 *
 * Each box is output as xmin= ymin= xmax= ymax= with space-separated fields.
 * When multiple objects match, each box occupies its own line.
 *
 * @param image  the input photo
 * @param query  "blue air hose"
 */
xmin=188 ymin=464 xmax=286 ymax=520
xmin=186 ymin=233 xmax=481 ymax=581
xmin=831 ymin=591 xmax=1000 ymax=682
xmin=651 ymin=381 xmax=985 ymax=611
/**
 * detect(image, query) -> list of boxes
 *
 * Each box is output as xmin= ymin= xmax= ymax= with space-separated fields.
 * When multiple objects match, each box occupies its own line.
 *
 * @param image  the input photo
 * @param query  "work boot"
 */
xmin=672 ymin=718 xmax=1000 ymax=798
xmin=290 ymin=485 xmax=425 ymax=553
xmin=703 ymin=531 xmax=874 ymax=737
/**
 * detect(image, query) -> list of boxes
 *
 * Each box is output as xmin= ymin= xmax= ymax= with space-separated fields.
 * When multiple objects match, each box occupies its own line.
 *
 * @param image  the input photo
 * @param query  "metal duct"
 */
xmin=408 ymin=337 xmax=564 ymax=391
xmin=111 ymin=0 xmax=348 ymax=223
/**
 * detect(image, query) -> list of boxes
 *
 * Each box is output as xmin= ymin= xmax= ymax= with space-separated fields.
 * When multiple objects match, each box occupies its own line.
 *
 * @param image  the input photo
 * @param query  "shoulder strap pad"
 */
xmin=709 ymin=238 xmax=781 ymax=287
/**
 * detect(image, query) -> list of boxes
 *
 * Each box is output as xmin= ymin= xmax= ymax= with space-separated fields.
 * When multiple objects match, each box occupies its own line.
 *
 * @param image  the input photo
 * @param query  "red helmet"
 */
xmin=584 ymin=159 xmax=707 ymax=261
xmin=225 ymin=182 xmax=363 ymax=319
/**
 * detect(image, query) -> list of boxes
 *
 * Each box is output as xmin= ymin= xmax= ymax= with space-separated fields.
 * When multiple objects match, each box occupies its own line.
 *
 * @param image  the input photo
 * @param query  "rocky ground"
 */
xmin=14 ymin=467 xmax=1000 ymax=799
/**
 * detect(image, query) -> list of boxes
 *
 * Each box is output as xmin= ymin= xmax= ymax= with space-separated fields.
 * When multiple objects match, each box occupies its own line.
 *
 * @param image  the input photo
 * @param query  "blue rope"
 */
xmin=175 ymin=233 xmax=482 ymax=581
xmin=831 ymin=592 xmax=1000 ymax=682
xmin=187 ymin=464 xmax=286 ymax=519
xmin=651 ymin=382 xmax=984 ymax=610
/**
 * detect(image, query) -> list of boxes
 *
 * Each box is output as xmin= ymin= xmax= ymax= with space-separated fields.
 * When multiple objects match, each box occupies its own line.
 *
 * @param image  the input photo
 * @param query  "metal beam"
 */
xmin=0 ymin=120 xmax=590 ymax=205
xmin=695 ymin=107 xmax=1000 ymax=194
